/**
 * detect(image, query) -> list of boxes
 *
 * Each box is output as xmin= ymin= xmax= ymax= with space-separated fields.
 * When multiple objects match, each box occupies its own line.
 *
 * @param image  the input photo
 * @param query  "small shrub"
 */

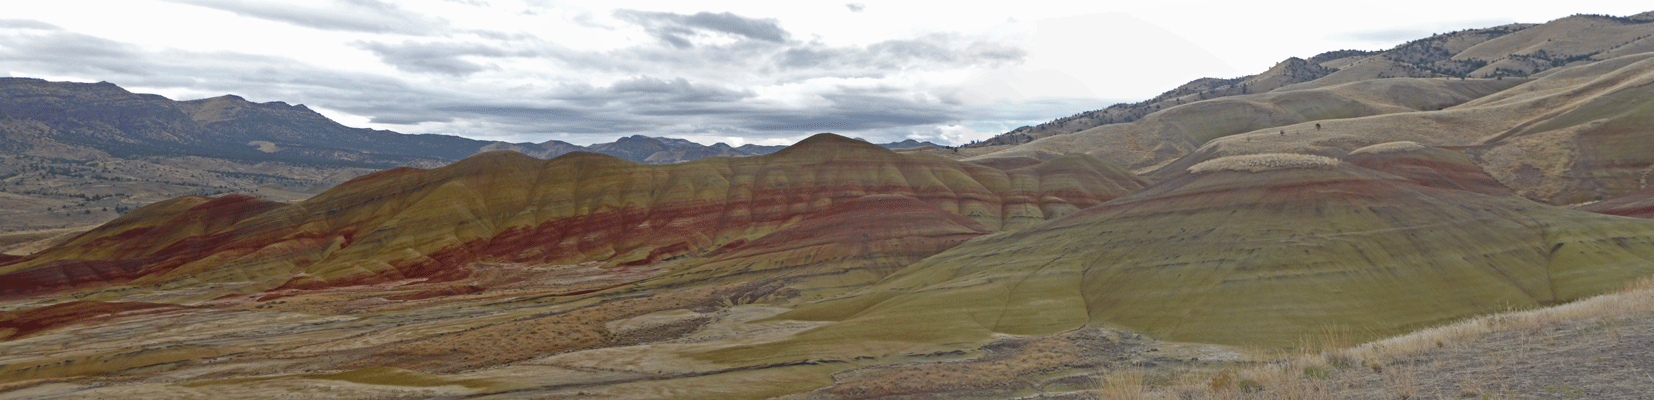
xmin=1208 ymin=369 xmax=1237 ymax=392
xmin=1325 ymin=353 xmax=1357 ymax=369
xmin=1303 ymin=366 xmax=1330 ymax=380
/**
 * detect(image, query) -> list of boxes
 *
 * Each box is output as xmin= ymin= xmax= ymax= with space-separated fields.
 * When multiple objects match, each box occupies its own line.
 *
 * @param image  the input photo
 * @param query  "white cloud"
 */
xmin=5 ymin=0 xmax=1649 ymax=146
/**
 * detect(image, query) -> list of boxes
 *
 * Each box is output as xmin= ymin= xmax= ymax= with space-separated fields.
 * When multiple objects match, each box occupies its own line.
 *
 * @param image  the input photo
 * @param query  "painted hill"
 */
xmin=1344 ymin=141 xmax=1516 ymax=196
xmin=0 ymin=134 xmax=1145 ymax=301
xmin=10 ymin=12 xmax=1654 ymax=400
xmin=1578 ymin=186 xmax=1654 ymax=218
xmin=650 ymin=194 xmax=993 ymax=302
xmin=770 ymin=149 xmax=1654 ymax=352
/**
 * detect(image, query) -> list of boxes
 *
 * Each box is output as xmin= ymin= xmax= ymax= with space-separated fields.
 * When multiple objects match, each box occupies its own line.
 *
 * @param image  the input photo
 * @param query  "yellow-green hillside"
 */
xmin=759 ymin=152 xmax=1654 ymax=355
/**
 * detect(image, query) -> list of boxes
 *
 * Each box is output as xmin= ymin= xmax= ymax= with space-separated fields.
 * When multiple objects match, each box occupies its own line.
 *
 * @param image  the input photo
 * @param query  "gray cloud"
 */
xmin=0 ymin=8 xmax=1052 ymax=146
xmin=776 ymin=34 xmax=1025 ymax=72
xmin=0 ymin=29 xmax=146 ymax=76
xmin=354 ymin=41 xmax=514 ymax=76
xmin=0 ymin=19 xmax=61 ymax=30
xmin=606 ymin=76 xmax=754 ymax=103
xmin=613 ymin=10 xmax=788 ymax=48
xmin=846 ymin=4 xmax=865 ymax=13
xmin=161 ymin=0 xmax=449 ymax=35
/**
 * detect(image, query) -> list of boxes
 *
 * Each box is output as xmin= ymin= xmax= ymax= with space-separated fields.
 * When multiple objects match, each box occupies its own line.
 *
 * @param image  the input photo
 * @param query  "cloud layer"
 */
xmin=7 ymin=1 xmax=1648 ymax=146
xmin=2 ymin=2 xmax=1055 ymax=145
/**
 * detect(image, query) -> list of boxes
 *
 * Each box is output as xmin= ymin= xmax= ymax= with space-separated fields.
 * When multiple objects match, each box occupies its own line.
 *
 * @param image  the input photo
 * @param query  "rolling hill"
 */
xmin=0 ymin=134 xmax=1144 ymax=301
xmin=9 ymin=11 xmax=1654 ymax=400
xmin=772 ymin=144 xmax=1654 ymax=352
xmin=970 ymin=12 xmax=1654 ymax=156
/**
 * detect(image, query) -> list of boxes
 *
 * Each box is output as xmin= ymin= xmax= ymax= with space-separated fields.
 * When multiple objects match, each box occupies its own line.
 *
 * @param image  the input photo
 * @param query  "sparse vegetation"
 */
xmin=1187 ymin=153 xmax=1342 ymax=173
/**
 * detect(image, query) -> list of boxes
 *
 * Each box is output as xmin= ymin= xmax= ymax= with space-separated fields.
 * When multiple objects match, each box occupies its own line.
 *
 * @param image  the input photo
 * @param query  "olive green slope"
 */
xmin=763 ymin=152 xmax=1654 ymax=353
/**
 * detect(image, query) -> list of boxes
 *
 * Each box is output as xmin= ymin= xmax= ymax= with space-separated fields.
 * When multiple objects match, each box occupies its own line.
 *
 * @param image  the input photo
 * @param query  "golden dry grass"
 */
xmin=1354 ymin=275 xmax=1654 ymax=361
xmin=1186 ymin=154 xmax=1342 ymax=173
xmin=1087 ymin=275 xmax=1654 ymax=399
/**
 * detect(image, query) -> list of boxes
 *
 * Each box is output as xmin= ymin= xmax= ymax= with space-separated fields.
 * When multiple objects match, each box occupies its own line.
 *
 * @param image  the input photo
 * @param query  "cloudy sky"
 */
xmin=3 ymin=1 xmax=1648 ymax=146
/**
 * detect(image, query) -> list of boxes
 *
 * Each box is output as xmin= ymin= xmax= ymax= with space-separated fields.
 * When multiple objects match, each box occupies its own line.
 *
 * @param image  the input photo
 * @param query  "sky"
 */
xmin=2 ymin=1 xmax=1648 ymax=146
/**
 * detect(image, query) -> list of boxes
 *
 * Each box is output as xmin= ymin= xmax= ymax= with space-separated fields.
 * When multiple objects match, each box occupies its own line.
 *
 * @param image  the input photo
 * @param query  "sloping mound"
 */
xmin=652 ymin=194 xmax=992 ymax=301
xmin=1142 ymin=53 xmax=1654 ymax=203
xmin=0 ymin=195 xmax=288 ymax=297
xmin=1187 ymin=153 xmax=1341 ymax=173
xmin=769 ymin=160 xmax=1654 ymax=351
xmin=968 ymin=77 xmax=1521 ymax=171
xmin=1 ymin=134 xmax=1147 ymax=301
xmin=1346 ymin=142 xmax=1516 ymax=196
xmin=965 ymin=157 xmax=1044 ymax=171
xmin=1578 ymin=187 xmax=1654 ymax=218
xmin=0 ymin=301 xmax=177 ymax=341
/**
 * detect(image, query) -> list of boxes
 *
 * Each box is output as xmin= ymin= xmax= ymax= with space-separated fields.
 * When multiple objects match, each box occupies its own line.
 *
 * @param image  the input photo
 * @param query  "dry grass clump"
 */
xmin=1187 ymin=154 xmax=1343 ymax=173
xmin=820 ymin=329 xmax=1121 ymax=398
xmin=1349 ymin=141 xmax=1428 ymax=155
xmin=1350 ymin=274 xmax=1654 ymax=362
xmin=1085 ymin=275 xmax=1654 ymax=399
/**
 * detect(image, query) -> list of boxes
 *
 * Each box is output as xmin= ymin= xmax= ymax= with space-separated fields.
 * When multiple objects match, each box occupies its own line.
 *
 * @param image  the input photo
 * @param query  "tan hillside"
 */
xmin=976 ymin=57 xmax=1337 ymax=148
xmin=966 ymin=77 xmax=1521 ymax=171
xmin=1144 ymin=52 xmax=1654 ymax=204
xmin=970 ymin=13 xmax=1654 ymax=152
xmin=1458 ymin=14 xmax=1654 ymax=77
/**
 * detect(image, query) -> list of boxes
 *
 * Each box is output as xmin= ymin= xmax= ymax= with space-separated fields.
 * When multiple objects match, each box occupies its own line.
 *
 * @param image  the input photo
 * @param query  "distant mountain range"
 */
xmin=478 ymin=135 xmax=942 ymax=164
xmin=0 ymin=78 xmax=480 ymax=168
xmin=0 ymin=77 xmax=940 ymax=233
xmin=0 ymin=77 xmax=939 ymax=167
